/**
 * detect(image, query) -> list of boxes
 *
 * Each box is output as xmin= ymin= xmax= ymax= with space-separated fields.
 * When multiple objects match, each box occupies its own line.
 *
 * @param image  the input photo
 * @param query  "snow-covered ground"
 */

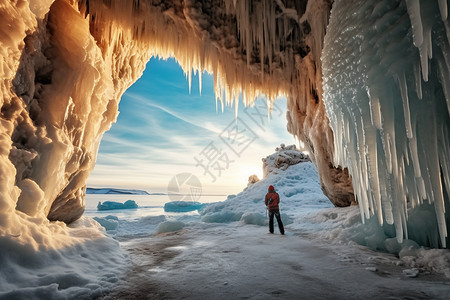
xmin=1 ymin=150 xmax=449 ymax=299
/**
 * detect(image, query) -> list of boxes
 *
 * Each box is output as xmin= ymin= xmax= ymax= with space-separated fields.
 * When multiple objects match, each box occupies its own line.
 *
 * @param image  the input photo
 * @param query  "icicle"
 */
xmin=368 ymin=91 xmax=382 ymax=129
xmin=379 ymin=159 xmax=394 ymax=224
xmin=397 ymin=73 xmax=413 ymax=139
xmin=187 ymin=68 xmax=192 ymax=94
xmin=413 ymin=60 xmax=423 ymax=99
xmin=405 ymin=0 xmax=424 ymax=47
xmin=438 ymin=0 xmax=448 ymax=21
xmin=234 ymin=90 xmax=239 ymax=119
xmin=199 ymin=70 xmax=202 ymax=96
xmin=436 ymin=50 xmax=450 ymax=115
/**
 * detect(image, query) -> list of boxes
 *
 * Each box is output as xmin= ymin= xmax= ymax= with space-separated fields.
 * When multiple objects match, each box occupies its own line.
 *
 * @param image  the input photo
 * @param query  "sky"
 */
xmin=87 ymin=58 xmax=297 ymax=195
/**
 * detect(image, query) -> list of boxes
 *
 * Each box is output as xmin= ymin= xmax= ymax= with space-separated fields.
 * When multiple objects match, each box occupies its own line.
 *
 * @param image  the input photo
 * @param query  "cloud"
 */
xmin=123 ymin=92 xmax=220 ymax=135
xmin=87 ymin=59 xmax=296 ymax=194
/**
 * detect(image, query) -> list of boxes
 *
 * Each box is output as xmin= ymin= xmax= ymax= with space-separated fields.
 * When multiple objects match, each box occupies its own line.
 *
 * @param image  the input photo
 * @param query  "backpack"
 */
xmin=267 ymin=192 xmax=279 ymax=210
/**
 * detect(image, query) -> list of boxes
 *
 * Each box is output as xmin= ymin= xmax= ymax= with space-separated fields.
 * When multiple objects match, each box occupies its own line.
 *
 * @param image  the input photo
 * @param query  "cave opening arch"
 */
xmin=26 ymin=0 xmax=352 ymax=225
xmin=86 ymin=57 xmax=297 ymax=196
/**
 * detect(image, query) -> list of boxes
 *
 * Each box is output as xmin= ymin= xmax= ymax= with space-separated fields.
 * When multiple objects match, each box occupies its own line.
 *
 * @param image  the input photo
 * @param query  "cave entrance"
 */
xmin=86 ymin=57 xmax=296 ymax=197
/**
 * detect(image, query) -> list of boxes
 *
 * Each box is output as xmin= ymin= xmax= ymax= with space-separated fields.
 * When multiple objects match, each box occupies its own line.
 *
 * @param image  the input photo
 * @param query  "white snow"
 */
xmin=0 ymin=217 xmax=126 ymax=299
xmin=156 ymin=221 xmax=185 ymax=234
xmin=1 ymin=148 xmax=449 ymax=298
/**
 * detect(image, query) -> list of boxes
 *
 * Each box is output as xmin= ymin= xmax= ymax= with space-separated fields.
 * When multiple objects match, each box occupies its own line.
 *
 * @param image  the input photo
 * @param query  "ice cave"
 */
xmin=0 ymin=0 xmax=449 ymax=261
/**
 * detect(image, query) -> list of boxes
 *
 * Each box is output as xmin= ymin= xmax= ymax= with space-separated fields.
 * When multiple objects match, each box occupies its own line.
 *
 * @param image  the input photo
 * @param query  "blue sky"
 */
xmin=87 ymin=58 xmax=296 ymax=195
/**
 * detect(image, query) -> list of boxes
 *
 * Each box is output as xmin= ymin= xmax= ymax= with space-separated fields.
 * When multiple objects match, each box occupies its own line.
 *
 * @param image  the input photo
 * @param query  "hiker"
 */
xmin=265 ymin=185 xmax=285 ymax=235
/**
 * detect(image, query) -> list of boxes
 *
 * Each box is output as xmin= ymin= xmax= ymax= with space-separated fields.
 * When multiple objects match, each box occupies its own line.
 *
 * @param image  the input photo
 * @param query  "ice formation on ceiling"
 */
xmin=322 ymin=0 xmax=450 ymax=247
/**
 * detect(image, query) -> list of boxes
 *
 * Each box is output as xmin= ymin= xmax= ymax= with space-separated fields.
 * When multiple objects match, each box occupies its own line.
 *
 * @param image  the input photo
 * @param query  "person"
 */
xmin=265 ymin=185 xmax=284 ymax=235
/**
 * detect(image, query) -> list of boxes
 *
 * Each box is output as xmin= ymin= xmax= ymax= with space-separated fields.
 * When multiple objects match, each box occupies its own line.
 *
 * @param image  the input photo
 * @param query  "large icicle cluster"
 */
xmin=80 ymin=0 xmax=309 ymax=110
xmin=322 ymin=0 xmax=450 ymax=247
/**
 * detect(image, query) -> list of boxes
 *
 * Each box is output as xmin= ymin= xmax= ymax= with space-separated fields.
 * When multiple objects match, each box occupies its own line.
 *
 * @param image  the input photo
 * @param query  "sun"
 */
xmin=238 ymin=164 xmax=264 ymax=183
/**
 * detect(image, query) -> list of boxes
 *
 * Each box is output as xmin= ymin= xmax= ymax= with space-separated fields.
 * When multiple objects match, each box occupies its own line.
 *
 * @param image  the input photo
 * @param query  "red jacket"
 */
xmin=265 ymin=192 xmax=280 ymax=211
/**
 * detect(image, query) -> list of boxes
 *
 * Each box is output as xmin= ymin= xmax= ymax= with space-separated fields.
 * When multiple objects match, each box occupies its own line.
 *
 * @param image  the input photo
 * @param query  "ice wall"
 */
xmin=283 ymin=0 xmax=356 ymax=206
xmin=0 ymin=0 xmax=150 ymax=247
xmin=322 ymin=0 xmax=450 ymax=248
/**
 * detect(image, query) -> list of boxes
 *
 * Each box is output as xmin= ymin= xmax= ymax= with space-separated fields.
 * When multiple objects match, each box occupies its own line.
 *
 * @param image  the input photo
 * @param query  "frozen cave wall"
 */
xmin=0 ymin=0 xmax=448 ymax=248
xmin=322 ymin=0 xmax=450 ymax=248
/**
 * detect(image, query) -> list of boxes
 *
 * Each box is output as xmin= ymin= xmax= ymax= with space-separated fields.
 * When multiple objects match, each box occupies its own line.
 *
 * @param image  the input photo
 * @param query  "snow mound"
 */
xmin=164 ymin=201 xmax=205 ymax=213
xmin=0 ymin=217 xmax=125 ymax=299
xmin=201 ymin=211 xmax=244 ymax=223
xmin=293 ymin=205 xmax=450 ymax=277
xmin=201 ymin=161 xmax=329 ymax=227
xmin=156 ymin=221 xmax=185 ymax=234
xmin=262 ymin=144 xmax=310 ymax=177
xmin=97 ymin=200 xmax=138 ymax=211
xmin=241 ymin=213 xmax=267 ymax=226
xmin=93 ymin=215 xmax=119 ymax=231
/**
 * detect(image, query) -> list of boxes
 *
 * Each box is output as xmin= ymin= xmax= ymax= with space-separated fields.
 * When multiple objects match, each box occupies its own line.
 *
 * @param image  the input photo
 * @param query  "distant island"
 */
xmin=86 ymin=188 xmax=226 ymax=197
xmin=86 ymin=187 xmax=150 ymax=195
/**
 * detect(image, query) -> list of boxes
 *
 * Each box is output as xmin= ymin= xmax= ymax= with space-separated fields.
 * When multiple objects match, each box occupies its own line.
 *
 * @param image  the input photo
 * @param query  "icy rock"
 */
xmin=402 ymin=268 xmax=419 ymax=278
xmin=241 ymin=213 xmax=267 ymax=226
xmin=365 ymin=267 xmax=377 ymax=272
xmin=262 ymin=144 xmax=310 ymax=177
xmin=156 ymin=221 xmax=185 ymax=234
xmin=93 ymin=216 xmax=119 ymax=231
xmin=140 ymin=215 xmax=167 ymax=225
xmin=164 ymin=201 xmax=204 ymax=213
xmin=399 ymin=240 xmax=421 ymax=259
xmin=247 ymin=174 xmax=260 ymax=187
xmin=201 ymin=211 xmax=243 ymax=223
xmin=384 ymin=238 xmax=402 ymax=255
xmin=97 ymin=200 xmax=138 ymax=211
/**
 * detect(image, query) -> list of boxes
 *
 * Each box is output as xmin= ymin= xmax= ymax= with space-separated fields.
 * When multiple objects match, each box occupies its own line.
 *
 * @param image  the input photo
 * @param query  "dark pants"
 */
xmin=269 ymin=210 xmax=284 ymax=234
